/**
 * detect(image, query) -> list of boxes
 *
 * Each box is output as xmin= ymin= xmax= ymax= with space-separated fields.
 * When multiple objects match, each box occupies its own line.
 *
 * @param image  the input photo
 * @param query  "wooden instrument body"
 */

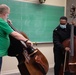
xmin=18 ymin=48 xmax=49 ymax=75
xmin=8 ymin=32 xmax=49 ymax=75
xmin=62 ymin=36 xmax=76 ymax=75
xmin=59 ymin=36 xmax=76 ymax=75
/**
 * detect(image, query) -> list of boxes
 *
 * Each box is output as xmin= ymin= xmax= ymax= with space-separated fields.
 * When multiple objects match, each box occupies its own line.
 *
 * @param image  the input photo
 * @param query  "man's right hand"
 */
xmin=26 ymin=40 xmax=33 ymax=47
xmin=65 ymin=47 xmax=70 ymax=51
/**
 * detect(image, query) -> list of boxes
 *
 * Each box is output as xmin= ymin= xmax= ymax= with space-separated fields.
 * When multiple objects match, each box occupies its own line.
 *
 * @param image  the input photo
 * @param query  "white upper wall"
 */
xmin=16 ymin=0 xmax=66 ymax=15
xmin=16 ymin=0 xmax=66 ymax=6
xmin=45 ymin=0 xmax=66 ymax=6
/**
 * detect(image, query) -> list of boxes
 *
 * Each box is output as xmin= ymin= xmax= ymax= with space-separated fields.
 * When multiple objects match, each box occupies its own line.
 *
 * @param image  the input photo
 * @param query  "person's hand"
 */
xmin=25 ymin=40 xmax=33 ymax=47
xmin=65 ymin=47 xmax=70 ymax=51
xmin=70 ymin=21 xmax=76 ymax=26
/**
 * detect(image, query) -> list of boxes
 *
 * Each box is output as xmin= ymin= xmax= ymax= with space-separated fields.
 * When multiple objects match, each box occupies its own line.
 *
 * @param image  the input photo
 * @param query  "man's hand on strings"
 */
xmin=72 ymin=21 xmax=76 ymax=26
xmin=25 ymin=40 xmax=33 ymax=47
xmin=70 ymin=21 xmax=76 ymax=26
xmin=65 ymin=47 xmax=70 ymax=51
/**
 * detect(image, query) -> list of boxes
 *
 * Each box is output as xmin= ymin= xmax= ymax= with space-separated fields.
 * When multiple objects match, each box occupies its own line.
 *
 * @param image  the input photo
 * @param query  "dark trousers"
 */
xmin=0 ymin=57 xmax=2 ymax=71
xmin=53 ymin=50 xmax=65 ymax=75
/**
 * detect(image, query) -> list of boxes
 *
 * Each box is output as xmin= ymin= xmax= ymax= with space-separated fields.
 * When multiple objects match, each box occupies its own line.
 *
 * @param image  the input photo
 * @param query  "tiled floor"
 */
xmin=5 ymin=68 xmax=53 ymax=75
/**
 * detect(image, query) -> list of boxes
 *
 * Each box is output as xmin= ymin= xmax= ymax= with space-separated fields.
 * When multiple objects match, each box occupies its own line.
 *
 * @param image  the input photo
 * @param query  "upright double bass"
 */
xmin=59 ymin=4 xmax=76 ymax=75
xmin=7 ymin=21 xmax=49 ymax=75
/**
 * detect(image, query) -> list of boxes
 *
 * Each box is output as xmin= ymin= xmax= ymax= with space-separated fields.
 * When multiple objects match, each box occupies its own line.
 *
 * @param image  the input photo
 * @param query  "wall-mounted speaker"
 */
xmin=39 ymin=0 xmax=46 ymax=3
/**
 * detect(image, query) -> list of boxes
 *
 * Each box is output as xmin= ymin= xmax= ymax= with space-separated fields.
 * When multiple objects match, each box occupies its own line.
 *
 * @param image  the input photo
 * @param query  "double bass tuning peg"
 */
xmin=70 ymin=4 xmax=76 ymax=12
xmin=70 ymin=4 xmax=76 ymax=18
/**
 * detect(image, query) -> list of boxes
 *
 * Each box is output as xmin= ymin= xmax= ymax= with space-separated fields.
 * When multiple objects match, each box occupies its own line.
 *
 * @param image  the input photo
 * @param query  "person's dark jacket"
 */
xmin=53 ymin=23 xmax=76 ymax=52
